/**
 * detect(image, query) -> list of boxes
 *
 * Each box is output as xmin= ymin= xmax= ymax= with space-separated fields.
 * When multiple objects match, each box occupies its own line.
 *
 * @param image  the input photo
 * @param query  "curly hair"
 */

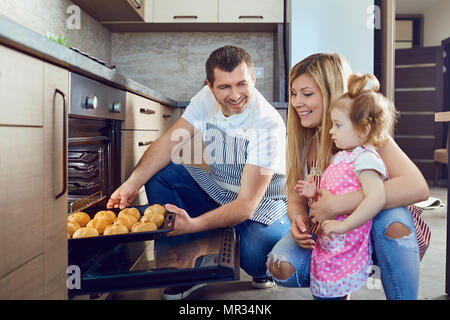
xmin=331 ymin=73 xmax=398 ymax=148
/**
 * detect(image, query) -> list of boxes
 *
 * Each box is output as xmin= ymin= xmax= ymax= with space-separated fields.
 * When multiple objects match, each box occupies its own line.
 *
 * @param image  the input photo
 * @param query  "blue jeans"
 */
xmin=267 ymin=206 xmax=420 ymax=300
xmin=145 ymin=162 xmax=292 ymax=278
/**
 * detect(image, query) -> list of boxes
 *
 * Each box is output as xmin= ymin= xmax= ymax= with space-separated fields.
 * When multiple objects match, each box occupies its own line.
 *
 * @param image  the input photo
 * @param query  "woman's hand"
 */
xmin=309 ymin=188 xmax=339 ymax=224
xmin=291 ymin=214 xmax=315 ymax=250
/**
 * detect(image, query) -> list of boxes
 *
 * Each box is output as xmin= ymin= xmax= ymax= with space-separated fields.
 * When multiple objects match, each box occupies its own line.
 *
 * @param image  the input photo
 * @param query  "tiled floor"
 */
xmin=108 ymin=187 xmax=449 ymax=300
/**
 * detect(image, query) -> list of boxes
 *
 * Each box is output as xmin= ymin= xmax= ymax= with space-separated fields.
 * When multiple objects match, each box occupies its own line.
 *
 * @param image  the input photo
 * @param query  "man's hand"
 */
xmin=165 ymin=204 xmax=202 ymax=236
xmin=290 ymin=214 xmax=315 ymax=250
xmin=106 ymin=180 xmax=140 ymax=209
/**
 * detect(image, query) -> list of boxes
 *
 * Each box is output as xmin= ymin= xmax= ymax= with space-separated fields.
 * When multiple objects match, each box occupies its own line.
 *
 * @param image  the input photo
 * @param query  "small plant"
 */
xmin=46 ymin=32 xmax=72 ymax=47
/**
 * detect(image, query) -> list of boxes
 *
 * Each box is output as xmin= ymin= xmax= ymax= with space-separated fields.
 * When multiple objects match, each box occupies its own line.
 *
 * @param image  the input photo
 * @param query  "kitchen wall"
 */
xmin=288 ymin=0 xmax=374 ymax=75
xmin=111 ymin=32 xmax=275 ymax=101
xmin=423 ymin=0 xmax=450 ymax=46
xmin=0 ymin=1 xmax=277 ymax=102
xmin=0 ymin=0 xmax=112 ymax=64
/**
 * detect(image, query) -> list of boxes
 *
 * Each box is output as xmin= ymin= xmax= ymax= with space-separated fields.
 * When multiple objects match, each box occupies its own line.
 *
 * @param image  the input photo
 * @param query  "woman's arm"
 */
xmin=288 ymin=186 xmax=316 ymax=249
xmin=311 ymin=137 xmax=429 ymax=224
xmin=377 ymin=136 xmax=429 ymax=207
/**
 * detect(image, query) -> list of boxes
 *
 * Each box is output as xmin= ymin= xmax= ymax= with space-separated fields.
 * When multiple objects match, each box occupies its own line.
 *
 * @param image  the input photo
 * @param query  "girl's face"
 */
xmin=291 ymin=74 xmax=324 ymax=128
xmin=329 ymin=107 xmax=365 ymax=151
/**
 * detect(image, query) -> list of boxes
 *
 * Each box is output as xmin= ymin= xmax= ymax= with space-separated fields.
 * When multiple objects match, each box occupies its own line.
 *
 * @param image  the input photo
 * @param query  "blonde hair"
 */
xmin=331 ymin=73 xmax=398 ymax=148
xmin=286 ymin=53 xmax=351 ymax=191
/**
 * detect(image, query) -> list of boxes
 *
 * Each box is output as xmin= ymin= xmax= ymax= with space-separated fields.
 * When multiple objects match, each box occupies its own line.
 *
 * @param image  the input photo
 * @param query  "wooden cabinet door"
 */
xmin=218 ymin=0 xmax=284 ymax=23
xmin=121 ymin=130 xmax=161 ymax=181
xmin=153 ymin=0 xmax=218 ymax=22
xmin=0 ymin=126 xmax=45 ymax=280
xmin=0 ymin=45 xmax=44 ymax=126
xmin=43 ymin=63 xmax=69 ymax=300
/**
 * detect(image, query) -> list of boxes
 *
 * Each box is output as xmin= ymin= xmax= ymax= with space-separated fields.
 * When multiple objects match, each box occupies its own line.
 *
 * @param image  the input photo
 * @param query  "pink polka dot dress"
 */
xmin=310 ymin=146 xmax=386 ymax=298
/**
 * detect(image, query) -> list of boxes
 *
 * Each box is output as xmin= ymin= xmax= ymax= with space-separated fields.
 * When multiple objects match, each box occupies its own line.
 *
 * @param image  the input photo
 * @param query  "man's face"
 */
xmin=206 ymin=62 xmax=256 ymax=117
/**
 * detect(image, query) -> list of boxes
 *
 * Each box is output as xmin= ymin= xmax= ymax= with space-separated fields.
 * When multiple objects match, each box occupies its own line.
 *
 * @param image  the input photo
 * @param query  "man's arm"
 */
xmin=107 ymin=118 xmax=195 ymax=209
xmin=167 ymin=164 xmax=274 ymax=235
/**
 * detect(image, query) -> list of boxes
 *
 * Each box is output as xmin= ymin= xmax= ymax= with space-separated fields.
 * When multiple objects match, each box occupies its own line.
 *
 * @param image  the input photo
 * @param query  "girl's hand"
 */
xmin=294 ymin=175 xmax=316 ymax=198
xmin=322 ymin=220 xmax=349 ymax=239
xmin=291 ymin=214 xmax=315 ymax=249
xmin=309 ymin=188 xmax=338 ymax=224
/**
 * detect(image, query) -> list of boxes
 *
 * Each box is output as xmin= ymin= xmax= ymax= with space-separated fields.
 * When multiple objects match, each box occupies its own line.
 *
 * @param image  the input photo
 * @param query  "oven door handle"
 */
xmin=55 ymin=88 xmax=68 ymax=199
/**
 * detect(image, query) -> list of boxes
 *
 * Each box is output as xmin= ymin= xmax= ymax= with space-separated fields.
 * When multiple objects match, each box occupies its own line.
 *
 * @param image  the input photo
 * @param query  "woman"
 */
xmin=266 ymin=53 xmax=429 ymax=300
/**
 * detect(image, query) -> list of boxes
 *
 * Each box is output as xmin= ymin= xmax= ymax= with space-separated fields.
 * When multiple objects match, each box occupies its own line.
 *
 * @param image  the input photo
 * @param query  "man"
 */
xmin=107 ymin=45 xmax=290 ymax=300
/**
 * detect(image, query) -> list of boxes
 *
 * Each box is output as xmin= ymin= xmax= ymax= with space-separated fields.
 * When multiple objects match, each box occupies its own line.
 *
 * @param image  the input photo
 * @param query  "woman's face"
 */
xmin=291 ymin=73 xmax=324 ymax=128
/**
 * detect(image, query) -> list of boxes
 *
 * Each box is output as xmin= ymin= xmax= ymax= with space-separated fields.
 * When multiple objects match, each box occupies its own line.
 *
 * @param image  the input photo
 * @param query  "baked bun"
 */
xmin=104 ymin=224 xmax=128 ymax=236
xmin=144 ymin=204 xmax=166 ymax=217
xmin=67 ymin=221 xmax=81 ymax=237
xmin=131 ymin=221 xmax=158 ymax=233
xmin=67 ymin=211 xmax=91 ymax=227
xmin=119 ymin=207 xmax=141 ymax=220
xmin=94 ymin=210 xmax=116 ymax=224
xmin=113 ymin=217 xmax=133 ymax=231
xmin=141 ymin=213 xmax=164 ymax=228
xmin=72 ymin=227 xmax=99 ymax=238
xmin=86 ymin=218 xmax=110 ymax=235
xmin=117 ymin=212 xmax=139 ymax=225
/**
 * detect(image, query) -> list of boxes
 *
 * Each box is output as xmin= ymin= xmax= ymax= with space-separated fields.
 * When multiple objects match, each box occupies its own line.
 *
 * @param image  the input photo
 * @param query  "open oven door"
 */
xmin=68 ymin=227 xmax=239 ymax=297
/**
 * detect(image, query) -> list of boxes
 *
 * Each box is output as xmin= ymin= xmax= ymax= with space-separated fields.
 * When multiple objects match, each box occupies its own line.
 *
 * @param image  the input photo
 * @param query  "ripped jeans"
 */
xmin=267 ymin=206 xmax=420 ymax=300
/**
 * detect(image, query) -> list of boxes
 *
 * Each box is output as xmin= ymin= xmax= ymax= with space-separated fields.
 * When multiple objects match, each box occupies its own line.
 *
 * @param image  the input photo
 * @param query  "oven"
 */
xmin=67 ymin=73 xmax=239 ymax=298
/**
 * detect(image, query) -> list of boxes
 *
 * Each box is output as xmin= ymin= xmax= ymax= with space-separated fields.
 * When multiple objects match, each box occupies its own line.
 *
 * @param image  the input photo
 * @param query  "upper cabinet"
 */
xmin=71 ymin=0 xmax=147 ymax=22
xmin=218 ymin=0 xmax=284 ymax=23
xmin=153 ymin=0 xmax=218 ymax=23
xmin=85 ymin=0 xmax=284 ymax=31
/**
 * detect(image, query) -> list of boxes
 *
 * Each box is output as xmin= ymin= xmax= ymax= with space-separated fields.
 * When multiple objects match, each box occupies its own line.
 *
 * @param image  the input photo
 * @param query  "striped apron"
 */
xmin=183 ymin=104 xmax=287 ymax=225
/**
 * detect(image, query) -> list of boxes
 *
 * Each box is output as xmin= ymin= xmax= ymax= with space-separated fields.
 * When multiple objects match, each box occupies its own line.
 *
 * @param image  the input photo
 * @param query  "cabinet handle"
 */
xmin=163 ymin=114 xmax=171 ymax=118
xmin=140 ymin=108 xmax=156 ymax=115
xmin=238 ymin=15 xmax=264 ymax=19
xmin=138 ymin=141 xmax=154 ymax=147
xmin=55 ymin=88 xmax=67 ymax=199
xmin=173 ymin=15 xmax=198 ymax=19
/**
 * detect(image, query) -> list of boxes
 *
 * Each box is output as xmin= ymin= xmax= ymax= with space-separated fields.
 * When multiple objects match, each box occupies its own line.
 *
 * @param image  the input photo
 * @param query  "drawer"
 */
xmin=121 ymin=130 xmax=161 ymax=181
xmin=124 ymin=92 xmax=175 ymax=131
xmin=218 ymin=0 xmax=284 ymax=23
xmin=154 ymin=0 xmax=218 ymax=23
xmin=0 ymin=127 xmax=44 ymax=279
xmin=0 ymin=45 xmax=44 ymax=126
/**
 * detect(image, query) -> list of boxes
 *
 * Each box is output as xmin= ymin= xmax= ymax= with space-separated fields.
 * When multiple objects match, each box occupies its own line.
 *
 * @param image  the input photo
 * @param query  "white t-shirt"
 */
xmin=182 ymin=85 xmax=286 ymax=174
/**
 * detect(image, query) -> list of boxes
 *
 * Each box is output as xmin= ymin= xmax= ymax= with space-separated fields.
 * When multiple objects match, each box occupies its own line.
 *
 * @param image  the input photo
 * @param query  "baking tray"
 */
xmin=68 ymin=205 xmax=176 ymax=249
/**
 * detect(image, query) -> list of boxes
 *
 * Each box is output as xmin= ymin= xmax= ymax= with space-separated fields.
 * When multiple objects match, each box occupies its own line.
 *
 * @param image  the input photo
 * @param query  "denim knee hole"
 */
xmin=385 ymin=222 xmax=412 ymax=240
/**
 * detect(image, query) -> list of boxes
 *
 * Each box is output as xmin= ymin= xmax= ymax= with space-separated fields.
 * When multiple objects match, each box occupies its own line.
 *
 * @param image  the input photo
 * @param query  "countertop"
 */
xmin=0 ymin=15 xmax=288 ymax=109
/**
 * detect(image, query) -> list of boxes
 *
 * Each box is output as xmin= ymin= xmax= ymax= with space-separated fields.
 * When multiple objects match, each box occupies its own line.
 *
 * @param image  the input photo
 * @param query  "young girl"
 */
xmin=296 ymin=73 xmax=398 ymax=300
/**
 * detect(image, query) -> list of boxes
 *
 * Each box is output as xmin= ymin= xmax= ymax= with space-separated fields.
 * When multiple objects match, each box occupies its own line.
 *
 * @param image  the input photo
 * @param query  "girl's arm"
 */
xmin=310 ymin=137 xmax=429 ymax=224
xmin=322 ymin=170 xmax=385 ymax=236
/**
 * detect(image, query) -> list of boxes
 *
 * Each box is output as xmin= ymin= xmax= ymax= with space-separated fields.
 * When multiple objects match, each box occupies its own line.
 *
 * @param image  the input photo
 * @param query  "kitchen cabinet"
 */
xmin=0 ymin=46 xmax=68 ymax=299
xmin=72 ymin=0 xmax=147 ymax=22
xmin=153 ymin=0 xmax=218 ymax=23
xmin=121 ymin=92 xmax=179 ymax=205
xmin=102 ymin=0 xmax=283 ymax=31
xmin=218 ymin=0 xmax=284 ymax=23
